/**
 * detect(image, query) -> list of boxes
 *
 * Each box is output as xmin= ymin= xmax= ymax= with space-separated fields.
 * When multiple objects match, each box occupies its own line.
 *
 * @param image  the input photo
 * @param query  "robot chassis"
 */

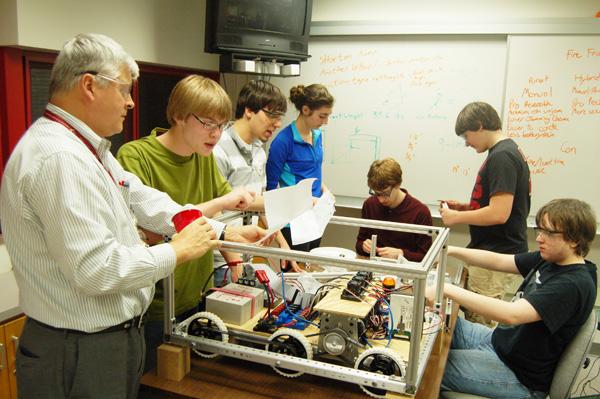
xmin=163 ymin=212 xmax=450 ymax=398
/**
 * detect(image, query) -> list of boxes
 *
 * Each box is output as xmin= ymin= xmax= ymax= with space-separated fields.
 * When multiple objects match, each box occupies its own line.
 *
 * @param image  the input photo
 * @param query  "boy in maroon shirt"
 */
xmin=356 ymin=158 xmax=433 ymax=262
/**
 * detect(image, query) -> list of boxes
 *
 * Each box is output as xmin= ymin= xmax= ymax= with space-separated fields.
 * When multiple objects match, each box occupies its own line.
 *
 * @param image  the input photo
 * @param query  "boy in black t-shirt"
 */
xmin=428 ymin=198 xmax=597 ymax=397
xmin=440 ymin=101 xmax=531 ymax=326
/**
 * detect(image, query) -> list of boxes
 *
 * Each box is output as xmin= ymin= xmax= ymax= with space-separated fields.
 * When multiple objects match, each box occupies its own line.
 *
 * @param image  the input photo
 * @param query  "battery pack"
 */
xmin=206 ymin=283 xmax=264 ymax=325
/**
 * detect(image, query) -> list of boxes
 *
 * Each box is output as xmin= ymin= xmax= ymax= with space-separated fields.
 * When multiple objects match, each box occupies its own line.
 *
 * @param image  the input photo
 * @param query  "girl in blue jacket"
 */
xmin=266 ymin=84 xmax=335 ymax=251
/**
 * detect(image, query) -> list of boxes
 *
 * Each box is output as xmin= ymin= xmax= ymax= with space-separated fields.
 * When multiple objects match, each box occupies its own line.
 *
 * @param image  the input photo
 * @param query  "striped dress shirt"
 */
xmin=0 ymin=104 xmax=193 ymax=332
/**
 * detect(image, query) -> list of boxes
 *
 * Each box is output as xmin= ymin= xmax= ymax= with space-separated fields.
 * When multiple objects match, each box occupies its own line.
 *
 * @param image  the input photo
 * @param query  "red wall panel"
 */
xmin=0 ymin=47 xmax=27 ymax=164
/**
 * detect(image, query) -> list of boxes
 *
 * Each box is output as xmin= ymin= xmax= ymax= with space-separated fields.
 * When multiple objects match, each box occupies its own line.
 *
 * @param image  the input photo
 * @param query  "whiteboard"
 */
xmin=271 ymin=35 xmax=507 ymax=208
xmin=503 ymin=35 xmax=600 ymax=215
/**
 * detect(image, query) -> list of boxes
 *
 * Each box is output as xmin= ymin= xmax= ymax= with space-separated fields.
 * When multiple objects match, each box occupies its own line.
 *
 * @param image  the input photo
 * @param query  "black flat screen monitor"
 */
xmin=205 ymin=0 xmax=313 ymax=60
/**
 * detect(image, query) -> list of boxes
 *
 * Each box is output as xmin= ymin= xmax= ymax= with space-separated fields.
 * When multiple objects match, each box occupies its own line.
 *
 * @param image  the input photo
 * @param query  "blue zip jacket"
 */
xmin=266 ymin=121 xmax=323 ymax=197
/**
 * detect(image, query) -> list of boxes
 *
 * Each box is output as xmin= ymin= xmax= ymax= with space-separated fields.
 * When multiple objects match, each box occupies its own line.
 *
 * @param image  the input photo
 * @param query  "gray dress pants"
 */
xmin=16 ymin=318 xmax=145 ymax=399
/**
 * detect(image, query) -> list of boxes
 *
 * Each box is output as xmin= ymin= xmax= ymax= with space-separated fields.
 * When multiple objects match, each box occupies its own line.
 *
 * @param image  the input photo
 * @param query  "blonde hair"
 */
xmin=166 ymin=75 xmax=232 ymax=126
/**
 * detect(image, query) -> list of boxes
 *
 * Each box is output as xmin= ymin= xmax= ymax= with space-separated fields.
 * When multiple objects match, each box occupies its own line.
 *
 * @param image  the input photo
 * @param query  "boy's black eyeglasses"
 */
xmin=261 ymin=108 xmax=285 ymax=121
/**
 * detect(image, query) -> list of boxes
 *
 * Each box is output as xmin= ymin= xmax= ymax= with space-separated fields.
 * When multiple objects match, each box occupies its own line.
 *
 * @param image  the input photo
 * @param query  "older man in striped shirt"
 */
xmin=0 ymin=33 xmax=267 ymax=399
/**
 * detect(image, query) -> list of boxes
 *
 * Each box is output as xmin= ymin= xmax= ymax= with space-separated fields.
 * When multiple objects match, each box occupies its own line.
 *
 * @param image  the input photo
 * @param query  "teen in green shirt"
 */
xmin=117 ymin=75 xmax=262 ymax=372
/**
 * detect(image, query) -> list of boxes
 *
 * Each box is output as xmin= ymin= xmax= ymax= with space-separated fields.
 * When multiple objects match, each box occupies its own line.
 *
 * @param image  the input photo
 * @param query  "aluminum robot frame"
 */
xmin=162 ymin=212 xmax=450 ymax=397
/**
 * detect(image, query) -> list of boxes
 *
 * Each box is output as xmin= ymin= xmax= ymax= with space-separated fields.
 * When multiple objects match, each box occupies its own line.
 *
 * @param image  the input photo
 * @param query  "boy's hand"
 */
xmin=170 ymin=217 xmax=218 ymax=264
xmin=440 ymin=207 xmax=461 ymax=226
xmin=440 ymin=199 xmax=470 ymax=211
xmin=376 ymin=246 xmax=404 ymax=259
xmin=425 ymin=283 xmax=437 ymax=307
xmin=221 ymin=187 xmax=256 ymax=211
xmin=277 ymin=239 xmax=301 ymax=272
xmin=362 ymin=239 xmax=373 ymax=254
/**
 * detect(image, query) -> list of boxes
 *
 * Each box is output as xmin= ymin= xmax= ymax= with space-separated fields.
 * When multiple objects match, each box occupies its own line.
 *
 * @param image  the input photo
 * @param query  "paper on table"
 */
xmin=290 ymin=190 xmax=336 ymax=245
xmin=256 ymin=178 xmax=316 ymax=244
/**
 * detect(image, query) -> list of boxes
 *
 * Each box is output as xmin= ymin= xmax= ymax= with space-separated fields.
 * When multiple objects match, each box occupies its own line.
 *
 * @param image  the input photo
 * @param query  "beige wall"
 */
xmin=0 ymin=0 xmax=220 ymax=70
xmin=0 ymin=0 xmax=18 ymax=45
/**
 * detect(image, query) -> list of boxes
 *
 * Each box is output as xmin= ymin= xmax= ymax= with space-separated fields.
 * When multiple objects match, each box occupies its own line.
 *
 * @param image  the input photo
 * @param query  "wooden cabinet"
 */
xmin=0 ymin=315 xmax=25 ymax=399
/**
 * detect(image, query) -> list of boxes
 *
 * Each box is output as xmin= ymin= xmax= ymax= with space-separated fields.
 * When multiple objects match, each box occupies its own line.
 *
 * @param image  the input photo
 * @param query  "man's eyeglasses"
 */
xmin=82 ymin=71 xmax=133 ymax=99
xmin=369 ymin=187 xmax=394 ymax=198
xmin=261 ymin=108 xmax=285 ymax=121
xmin=534 ymin=226 xmax=564 ymax=237
xmin=192 ymin=114 xmax=228 ymax=132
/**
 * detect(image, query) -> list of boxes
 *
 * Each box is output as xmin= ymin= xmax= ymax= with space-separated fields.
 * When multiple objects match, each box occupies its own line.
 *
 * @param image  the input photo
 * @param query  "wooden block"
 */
xmin=184 ymin=345 xmax=191 ymax=374
xmin=156 ymin=343 xmax=190 ymax=381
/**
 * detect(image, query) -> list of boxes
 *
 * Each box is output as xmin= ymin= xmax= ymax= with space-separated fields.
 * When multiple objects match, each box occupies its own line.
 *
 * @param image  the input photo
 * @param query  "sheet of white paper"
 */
xmin=289 ymin=211 xmax=319 ymax=245
xmin=314 ymin=190 xmax=336 ymax=229
xmin=255 ymin=178 xmax=316 ymax=244
xmin=290 ymin=190 xmax=336 ymax=245
xmin=264 ymin=178 xmax=315 ymax=228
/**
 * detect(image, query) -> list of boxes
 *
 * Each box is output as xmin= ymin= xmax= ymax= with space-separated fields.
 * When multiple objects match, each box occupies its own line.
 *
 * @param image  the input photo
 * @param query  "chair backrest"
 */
xmin=550 ymin=310 xmax=597 ymax=399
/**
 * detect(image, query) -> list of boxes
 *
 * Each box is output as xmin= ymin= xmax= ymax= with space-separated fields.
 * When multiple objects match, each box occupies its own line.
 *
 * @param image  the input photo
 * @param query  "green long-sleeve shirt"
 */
xmin=117 ymin=128 xmax=231 ymax=320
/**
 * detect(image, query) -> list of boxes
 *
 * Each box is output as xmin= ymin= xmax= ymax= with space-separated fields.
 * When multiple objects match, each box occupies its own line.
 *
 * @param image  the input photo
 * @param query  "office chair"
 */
xmin=440 ymin=311 xmax=597 ymax=399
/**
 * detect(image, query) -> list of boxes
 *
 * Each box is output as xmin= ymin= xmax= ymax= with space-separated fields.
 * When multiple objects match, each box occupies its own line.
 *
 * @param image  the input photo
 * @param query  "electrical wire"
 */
xmin=262 ymin=283 xmax=273 ymax=319
xmin=280 ymin=271 xmax=320 ymax=328
xmin=573 ymin=357 xmax=594 ymax=395
xmin=340 ymin=286 xmax=372 ymax=305
xmin=578 ymin=355 xmax=600 ymax=396
xmin=307 ymin=283 xmax=343 ymax=313
xmin=201 ymin=264 xmax=228 ymax=294
xmin=376 ymin=297 xmax=394 ymax=347
xmin=574 ymin=355 xmax=600 ymax=395
xmin=365 ymin=279 xmax=386 ymax=297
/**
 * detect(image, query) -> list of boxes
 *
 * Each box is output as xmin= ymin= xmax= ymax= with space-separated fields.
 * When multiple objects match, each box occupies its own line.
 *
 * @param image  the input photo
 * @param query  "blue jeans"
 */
xmin=441 ymin=318 xmax=547 ymax=399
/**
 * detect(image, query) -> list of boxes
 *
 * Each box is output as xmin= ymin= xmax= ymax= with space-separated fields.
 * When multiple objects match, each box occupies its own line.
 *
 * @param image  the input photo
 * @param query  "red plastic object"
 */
xmin=255 ymin=269 xmax=269 ymax=284
xmin=227 ymin=259 xmax=243 ymax=267
xmin=172 ymin=209 xmax=202 ymax=232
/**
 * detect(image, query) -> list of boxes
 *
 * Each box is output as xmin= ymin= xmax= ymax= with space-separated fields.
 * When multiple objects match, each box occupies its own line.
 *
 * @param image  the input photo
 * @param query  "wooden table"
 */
xmin=140 ymin=299 xmax=459 ymax=399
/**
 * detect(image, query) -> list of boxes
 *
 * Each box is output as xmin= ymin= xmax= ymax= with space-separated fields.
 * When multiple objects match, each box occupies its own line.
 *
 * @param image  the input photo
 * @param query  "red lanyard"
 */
xmin=43 ymin=109 xmax=115 ymax=184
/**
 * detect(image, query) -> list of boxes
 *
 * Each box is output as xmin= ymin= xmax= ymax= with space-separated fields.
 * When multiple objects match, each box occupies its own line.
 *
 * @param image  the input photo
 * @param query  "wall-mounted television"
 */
xmin=205 ymin=0 xmax=313 ymax=61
